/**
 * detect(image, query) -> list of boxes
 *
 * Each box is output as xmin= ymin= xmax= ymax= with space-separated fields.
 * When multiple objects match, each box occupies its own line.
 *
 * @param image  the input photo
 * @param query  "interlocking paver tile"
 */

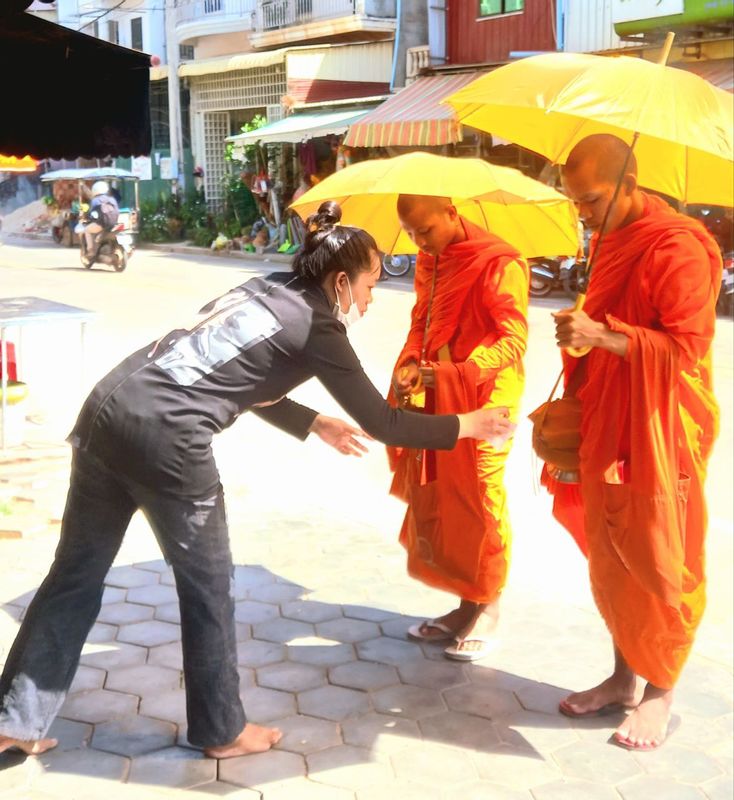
xmin=128 ymin=746 xmax=216 ymax=788
xmin=34 ymin=748 xmax=129 ymax=789
xmin=140 ymin=688 xmax=188 ymax=725
xmin=248 ymin=582 xmax=304 ymax=604
xmin=257 ymin=661 xmax=326 ymax=692
xmin=342 ymin=712 xmax=421 ymax=754
xmin=234 ymin=600 xmax=280 ymax=625
xmin=329 ymin=661 xmax=399 ymax=692
xmin=472 ymin=746 xmax=562 ymax=789
xmin=253 ymin=617 xmax=315 ymax=643
xmin=418 ymin=710 xmax=500 ymax=751
xmin=282 ymin=600 xmax=343 ymax=624
xmin=466 ymin=664 xmax=543 ymax=693
xmin=69 ymin=664 xmax=106 ymax=693
xmin=240 ymin=686 xmax=296 ymax=722
xmin=154 ymin=602 xmax=181 ymax=624
xmin=456 ymin=781 xmax=529 ymax=800
xmin=357 ymin=780 xmax=448 ymax=800
xmin=218 ymin=749 xmax=306 ymax=788
xmin=553 ymin=740 xmax=642 ymax=783
xmin=397 ymin=660 xmax=467 ymax=690
xmin=159 ymin=570 xmax=177 ymax=587
xmin=515 ymin=682 xmax=571 ymax=715
xmin=674 ymin=713 xmax=734 ymax=750
xmin=234 ymin=565 xmax=276 ymax=593
xmin=632 ymin=743 xmax=724 ymax=784
xmin=342 ymin=605 xmax=398 ymax=623
xmin=117 ymin=620 xmax=181 ymax=647
xmin=443 ymin=684 xmax=522 ymax=721
xmin=702 ymin=775 xmax=734 ymax=800
xmin=134 ymin=559 xmax=169 ymax=574
xmin=0 ymin=753 xmax=40 ymax=794
xmin=262 ymin=777 xmax=355 ymax=799
xmin=105 ymin=664 xmax=181 ymax=695
xmin=272 ymin=714 xmax=342 ymax=754
xmin=97 ymin=602 xmax=155 ymax=626
xmin=147 ymin=641 xmax=184 ymax=671
xmin=80 ymin=641 xmax=147 ymax=670
xmin=47 ymin=717 xmax=94 ymax=751
xmin=373 ymin=684 xmax=446 ymax=719
xmin=298 ymin=685 xmax=372 ymax=721
xmin=181 ymin=782 xmax=260 ymax=797
xmin=59 ymin=688 xmax=138 ymax=724
xmin=706 ymin=738 xmax=734 ymax=775
xmin=676 ymin=686 xmax=734 ymax=719
xmin=379 ymin=616 xmax=422 ymax=640
xmin=102 ymin=586 xmax=128 ymax=605
xmin=617 ymin=776 xmax=707 ymax=800
xmin=92 ymin=715 xmax=177 ymax=757
xmin=105 ymin=565 xmax=160 ymax=589
xmin=390 ymin=742 xmax=478 ymax=785
xmin=238 ymin=666 xmax=256 ymax=689
xmin=316 ymin=618 xmax=380 ymax=644
xmin=236 ymin=638 xmax=285 ymax=667
xmin=287 ymin=639 xmax=356 ymax=667
xmin=356 ymin=637 xmax=423 ymax=666
xmin=87 ymin=622 xmax=119 ymax=644
xmin=307 ymin=745 xmax=393 ymax=791
xmin=127 ymin=584 xmax=179 ymax=606
xmin=533 ymin=779 xmax=621 ymax=799
xmin=494 ymin=710 xmax=579 ymax=753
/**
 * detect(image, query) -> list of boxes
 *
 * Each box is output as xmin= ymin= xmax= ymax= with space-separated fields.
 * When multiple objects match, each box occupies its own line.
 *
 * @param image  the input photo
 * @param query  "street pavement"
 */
xmin=0 ymin=238 xmax=731 ymax=799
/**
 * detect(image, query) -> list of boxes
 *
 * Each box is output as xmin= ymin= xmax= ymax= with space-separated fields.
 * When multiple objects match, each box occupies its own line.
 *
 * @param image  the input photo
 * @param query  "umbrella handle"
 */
xmin=564 ymin=293 xmax=592 ymax=358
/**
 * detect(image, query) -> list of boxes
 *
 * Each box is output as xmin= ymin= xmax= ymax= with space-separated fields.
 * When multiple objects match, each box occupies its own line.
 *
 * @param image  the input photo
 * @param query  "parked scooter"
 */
xmin=529 ymin=255 xmax=587 ymax=299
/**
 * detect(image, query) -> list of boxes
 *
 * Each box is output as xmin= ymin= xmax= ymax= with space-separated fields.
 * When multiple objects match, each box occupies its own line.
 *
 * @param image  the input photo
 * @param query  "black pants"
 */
xmin=0 ymin=448 xmax=245 ymax=748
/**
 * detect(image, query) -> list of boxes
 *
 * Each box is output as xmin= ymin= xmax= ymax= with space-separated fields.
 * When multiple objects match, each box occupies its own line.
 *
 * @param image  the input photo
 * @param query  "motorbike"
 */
xmin=382 ymin=253 xmax=414 ymax=278
xmin=78 ymin=221 xmax=133 ymax=272
xmin=529 ymin=255 xmax=587 ymax=299
xmin=717 ymin=251 xmax=734 ymax=316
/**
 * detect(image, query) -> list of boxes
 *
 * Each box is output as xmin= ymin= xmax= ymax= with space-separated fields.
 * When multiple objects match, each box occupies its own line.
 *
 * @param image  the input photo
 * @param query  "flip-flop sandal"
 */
xmin=407 ymin=620 xmax=456 ymax=642
xmin=443 ymin=636 xmax=496 ymax=662
xmin=558 ymin=698 xmax=635 ymax=719
xmin=611 ymin=714 xmax=681 ymax=751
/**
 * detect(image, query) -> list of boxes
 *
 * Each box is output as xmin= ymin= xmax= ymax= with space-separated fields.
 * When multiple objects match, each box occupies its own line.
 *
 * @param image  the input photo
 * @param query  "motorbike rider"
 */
xmin=82 ymin=181 xmax=119 ymax=255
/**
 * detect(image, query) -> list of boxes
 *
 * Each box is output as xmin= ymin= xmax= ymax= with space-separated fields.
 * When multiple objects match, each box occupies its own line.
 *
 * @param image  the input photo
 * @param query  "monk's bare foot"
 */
xmin=203 ymin=724 xmax=282 ymax=759
xmin=614 ymin=685 xmax=673 ymax=750
xmin=560 ymin=674 xmax=643 ymax=718
xmin=0 ymin=735 xmax=58 ymax=756
xmin=415 ymin=606 xmax=464 ymax=639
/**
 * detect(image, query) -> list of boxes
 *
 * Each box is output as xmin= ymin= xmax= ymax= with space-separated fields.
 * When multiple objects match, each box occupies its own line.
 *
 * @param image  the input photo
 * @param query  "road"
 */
xmin=0 ymin=237 xmax=731 ymax=799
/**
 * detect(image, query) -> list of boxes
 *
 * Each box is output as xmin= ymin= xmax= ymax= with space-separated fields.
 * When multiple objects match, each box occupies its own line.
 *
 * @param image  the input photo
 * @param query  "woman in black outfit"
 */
xmin=0 ymin=201 xmax=512 ymax=759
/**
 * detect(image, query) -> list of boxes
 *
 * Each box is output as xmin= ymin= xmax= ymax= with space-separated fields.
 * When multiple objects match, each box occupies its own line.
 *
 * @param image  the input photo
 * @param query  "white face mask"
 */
xmin=333 ymin=278 xmax=362 ymax=329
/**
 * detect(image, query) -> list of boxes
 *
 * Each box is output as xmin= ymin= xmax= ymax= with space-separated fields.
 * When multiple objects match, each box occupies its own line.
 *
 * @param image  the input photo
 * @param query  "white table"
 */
xmin=0 ymin=296 xmax=95 ymax=451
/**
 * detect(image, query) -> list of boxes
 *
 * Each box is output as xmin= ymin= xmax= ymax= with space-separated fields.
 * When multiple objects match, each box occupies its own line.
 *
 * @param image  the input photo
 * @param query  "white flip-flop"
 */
xmin=407 ymin=619 xmax=456 ymax=642
xmin=443 ymin=635 xmax=497 ymax=662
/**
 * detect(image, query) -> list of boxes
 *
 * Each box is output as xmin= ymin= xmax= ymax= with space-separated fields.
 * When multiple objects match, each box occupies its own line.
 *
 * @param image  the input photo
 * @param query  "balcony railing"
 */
xmin=176 ymin=0 xmax=256 ymax=27
xmin=254 ymin=0 xmax=361 ymax=32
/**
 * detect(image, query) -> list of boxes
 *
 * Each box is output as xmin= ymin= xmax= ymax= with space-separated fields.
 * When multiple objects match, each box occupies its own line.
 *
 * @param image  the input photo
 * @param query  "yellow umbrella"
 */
xmin=444 ymin=49 xmax=734 ymax=207
xmin=290 ymin=152 xmax=579 ymax=258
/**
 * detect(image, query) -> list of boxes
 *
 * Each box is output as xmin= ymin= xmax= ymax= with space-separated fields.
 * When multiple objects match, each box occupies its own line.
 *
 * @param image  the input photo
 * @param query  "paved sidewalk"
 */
xmin=0 ymin=241 xmax=731 ymax=799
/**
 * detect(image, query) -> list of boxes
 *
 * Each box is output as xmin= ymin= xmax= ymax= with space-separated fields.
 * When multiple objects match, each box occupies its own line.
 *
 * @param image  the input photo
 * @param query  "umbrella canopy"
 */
xmin=40 ymin=167 xmax=139 ymax=183
xmin=444 ymin=52 xmax=734 ymax=207
xmin=289 ymin=152 xmax=579 ymax=258
xmin=1 ymin=5 xmax=151 ymax=159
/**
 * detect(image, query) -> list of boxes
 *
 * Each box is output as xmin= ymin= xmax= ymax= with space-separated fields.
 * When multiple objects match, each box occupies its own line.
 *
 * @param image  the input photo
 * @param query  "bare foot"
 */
xmin=560 ymin=674 xmax=643 ymax=717
xmin=0 ymin=735 xmax=58 ymax=756
xmin=614 ymin=685 xmax=673 ymax=750
xmin=203 ymin=723 xmax=282 ymax=759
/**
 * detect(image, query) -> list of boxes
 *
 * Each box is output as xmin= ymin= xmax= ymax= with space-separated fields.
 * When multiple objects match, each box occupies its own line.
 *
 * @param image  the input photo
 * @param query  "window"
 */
xmin=478 ymin=0 xmax=524 ymax=16
xmin=130 ymin=17 xmax=143 ymax=51
xmin=108 ymin=20 xmax=119 ymax=45
xmin=180 ymin=44 xmax=195 ymax=61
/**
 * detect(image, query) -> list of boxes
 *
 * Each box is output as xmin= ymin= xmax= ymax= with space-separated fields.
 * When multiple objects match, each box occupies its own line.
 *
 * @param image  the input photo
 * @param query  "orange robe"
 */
xmin=550 ymin=194 xmax=722 ymax=689
xmin=388 ymin=218 xmax=529 ymax=603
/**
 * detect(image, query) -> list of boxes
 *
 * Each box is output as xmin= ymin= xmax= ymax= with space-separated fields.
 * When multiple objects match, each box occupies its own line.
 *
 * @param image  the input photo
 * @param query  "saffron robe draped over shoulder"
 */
xmin=388 ymin=218 xmax=529 ymax=602
xmin=551 ymin=193 xmax=722 ymax=689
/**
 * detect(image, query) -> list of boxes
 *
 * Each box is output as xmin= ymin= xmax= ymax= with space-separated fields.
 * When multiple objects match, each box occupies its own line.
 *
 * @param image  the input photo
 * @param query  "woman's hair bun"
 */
xmin=307 ymin=200 xmax=342 ymax=234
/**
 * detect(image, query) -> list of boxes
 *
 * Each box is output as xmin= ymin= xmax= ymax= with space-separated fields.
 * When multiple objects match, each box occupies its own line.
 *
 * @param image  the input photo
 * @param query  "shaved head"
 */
xmin=396 ymin=194 xmax=464 ymax=256
xmin=563 ymin=134 xmax=637 ymax=184
xmin=397 ymin=194 xmax=453 ymax=218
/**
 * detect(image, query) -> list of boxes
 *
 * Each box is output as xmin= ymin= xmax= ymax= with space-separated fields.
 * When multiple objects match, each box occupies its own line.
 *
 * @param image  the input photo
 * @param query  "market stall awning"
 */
xmin=226 ymin=109 xmax=370 ymax=150
xmin=343 ymin=72 xmax=482 ymax=148
xmin=1 ymin=5 xmax=151 ymax=159
xmin=672 ymin=59 xmax=734 ymax=93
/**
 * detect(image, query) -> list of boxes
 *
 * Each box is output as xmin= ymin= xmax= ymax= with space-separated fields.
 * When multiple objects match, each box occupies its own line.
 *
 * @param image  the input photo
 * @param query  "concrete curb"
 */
xmin=141 ymin=242 xmax=294 ymax=265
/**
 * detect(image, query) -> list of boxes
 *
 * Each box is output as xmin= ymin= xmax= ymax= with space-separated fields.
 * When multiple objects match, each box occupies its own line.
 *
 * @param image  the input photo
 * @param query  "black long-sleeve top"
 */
xmin=69 ymin=272 xmax=459 ymax=498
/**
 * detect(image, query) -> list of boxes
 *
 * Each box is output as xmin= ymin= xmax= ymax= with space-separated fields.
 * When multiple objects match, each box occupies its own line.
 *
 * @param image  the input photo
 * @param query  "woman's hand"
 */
xmin=457 ymin=407 xmax=515 ymax=443
xmin=309 ymin=414 xmax=372 ymax=456
xmin=392 ymin=360 xmax=421 ymax=397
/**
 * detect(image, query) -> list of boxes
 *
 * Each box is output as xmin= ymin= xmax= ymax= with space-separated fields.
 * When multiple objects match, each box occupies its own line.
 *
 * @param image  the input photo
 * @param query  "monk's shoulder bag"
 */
xmin=527 ymin=367 xmax=583 ymax=472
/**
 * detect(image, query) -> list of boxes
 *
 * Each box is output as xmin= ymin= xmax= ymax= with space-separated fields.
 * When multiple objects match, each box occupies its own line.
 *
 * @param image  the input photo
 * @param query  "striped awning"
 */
xmin=343 ymin=72 xmax=482 ymax=148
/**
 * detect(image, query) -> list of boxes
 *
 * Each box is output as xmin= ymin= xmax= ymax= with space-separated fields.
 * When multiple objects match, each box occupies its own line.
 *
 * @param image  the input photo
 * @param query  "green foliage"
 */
xmin=225 ymin=114 xmax=268 ymax=166
xmin=138 ymin=188 xmax=213 ymax=245
xmin=222 ymin=174 xmax=258 ymax=231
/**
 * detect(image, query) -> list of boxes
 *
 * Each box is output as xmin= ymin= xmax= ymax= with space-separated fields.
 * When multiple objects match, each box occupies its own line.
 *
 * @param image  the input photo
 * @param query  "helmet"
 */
xmin=91 ymin=180 xmax=110 ymax=197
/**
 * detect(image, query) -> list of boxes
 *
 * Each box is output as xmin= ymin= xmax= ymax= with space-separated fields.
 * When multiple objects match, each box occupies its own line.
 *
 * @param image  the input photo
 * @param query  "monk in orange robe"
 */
xmin=550 ymin=134 xmax=722 ymax=750
xmin=389 ymin=195 xmax=528 ymax=660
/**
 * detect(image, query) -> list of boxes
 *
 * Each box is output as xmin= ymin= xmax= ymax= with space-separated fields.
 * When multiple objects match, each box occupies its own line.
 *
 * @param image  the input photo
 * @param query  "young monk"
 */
xmin=550 ymin=134 xmax=722 ymax=749
xmin=390 ymin=195 xmax=529 ymax=661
